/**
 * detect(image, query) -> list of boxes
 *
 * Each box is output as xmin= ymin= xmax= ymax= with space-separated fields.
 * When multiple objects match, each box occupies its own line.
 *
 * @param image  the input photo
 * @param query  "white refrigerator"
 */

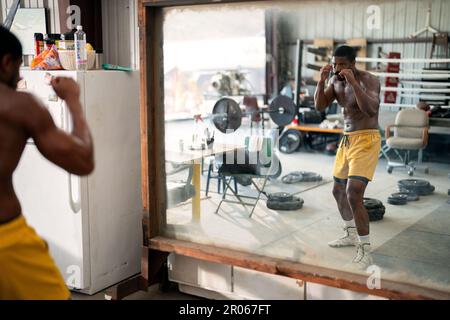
xmin=13 ymin=70 xmax=142 ymax=295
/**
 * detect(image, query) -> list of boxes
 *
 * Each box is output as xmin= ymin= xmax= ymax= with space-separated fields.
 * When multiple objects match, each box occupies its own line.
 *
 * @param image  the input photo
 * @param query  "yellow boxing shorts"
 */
xmin=0 ymin=215 xmax=70 ymax=300
xmin=333 ymin=129 xmax=382 ymax=182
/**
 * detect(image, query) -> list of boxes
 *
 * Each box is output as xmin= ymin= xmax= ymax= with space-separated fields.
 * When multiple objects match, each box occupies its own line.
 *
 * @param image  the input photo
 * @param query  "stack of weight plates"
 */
xmin=397 ymin=179 xmax=435 ymax=196
xmin=386 ymin=179 xmax=435 ymax=205
xmin=266 ymin=192 xmax=304 ymax=211
xmin=387 ymin=193 xmax=410 ymax=205
xmin=281 ymin=171 xmax=323 ymax=184
xmin=363 ymin=198 xmax=386 ymax=221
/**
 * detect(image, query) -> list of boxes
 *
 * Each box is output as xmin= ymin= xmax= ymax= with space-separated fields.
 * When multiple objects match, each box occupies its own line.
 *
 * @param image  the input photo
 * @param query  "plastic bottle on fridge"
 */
xmin=75 ymin=25 xmax=87 ymax=71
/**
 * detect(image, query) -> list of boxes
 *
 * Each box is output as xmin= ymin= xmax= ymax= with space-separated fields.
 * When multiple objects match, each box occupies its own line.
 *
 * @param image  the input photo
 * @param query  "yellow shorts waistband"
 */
xmin=344 ymin=129 xmax=380 ymax=136
xmin=0 ymin=215 xmax=27 ymax=249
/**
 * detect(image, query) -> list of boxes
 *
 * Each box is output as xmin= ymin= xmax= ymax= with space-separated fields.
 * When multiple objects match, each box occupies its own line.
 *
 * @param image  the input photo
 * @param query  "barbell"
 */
xmin=211 ymin=96 xmax=297 ymax=133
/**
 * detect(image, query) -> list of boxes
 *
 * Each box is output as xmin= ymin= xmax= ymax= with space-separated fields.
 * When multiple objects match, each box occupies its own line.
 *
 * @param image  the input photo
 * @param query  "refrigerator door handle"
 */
xmin=60 ymin=101 xmax=65 ymax=130
xmin=62 ymin=91 xmax=80 ymax=213
xmin=68 ymin=174 xmax=81 ymax=213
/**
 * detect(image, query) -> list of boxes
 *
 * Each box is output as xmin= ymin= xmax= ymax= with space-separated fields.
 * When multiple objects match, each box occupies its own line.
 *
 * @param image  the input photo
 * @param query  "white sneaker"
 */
xmin=328 ymin=227 xmax=357 ymax=248
xmin=353 ymin=243 xmax=373 ymax=269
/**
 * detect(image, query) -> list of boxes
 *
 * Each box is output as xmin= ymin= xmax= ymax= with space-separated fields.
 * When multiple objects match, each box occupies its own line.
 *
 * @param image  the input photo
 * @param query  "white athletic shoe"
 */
xmin=328 ymin=227 xmax=357 ymax=248
xmin=352 ymin=243 xmax=373 ymax=269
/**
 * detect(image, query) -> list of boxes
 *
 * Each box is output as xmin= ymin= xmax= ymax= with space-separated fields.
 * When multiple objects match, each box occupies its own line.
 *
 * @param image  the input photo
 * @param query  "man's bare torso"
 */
xmin=0 ymin=84 xmax=30 ymax=223
xmin=331 ymin=70 xmax=379 ymax=132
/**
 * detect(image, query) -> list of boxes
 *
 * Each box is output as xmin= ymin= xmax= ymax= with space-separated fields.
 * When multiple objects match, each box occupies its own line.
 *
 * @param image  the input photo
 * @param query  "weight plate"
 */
xmin=368 ymin=206 xmax=386 ymax=216
xmin=281 ymin=171 xmax=322 ymax=184
xmin=368 ymin=207 xmax=385 ymax=222
xmin=269 ymin=95 xmax=296 ymax=127
xmin=268 ymin=157 xmax=283 ymax=180
xmin=389 ymin=193 xmax=409 ymax=201
xmin=387 ymin=196 xmax=408 ymax=205
xmin=279 ymin=129 xmax=302 ymax=154
xmin=363 ymin=198 xmax=384 ymax=210
xmin=398 ymin=179 xmax=430 ymax=189
xmin=398 ymin=184 xmax=435 ymax=196
xmin=268 ymin=192 xmax=294 ymax=202
xmin=391 ymin=192 xmax=419 ymax=202
xmin=267 ymin=197 xmax=304 ymax=211
xmin=212 ymin=98 xmax=242 ymax=134
xmin=424 ymin=185 xmax=435 ymax=195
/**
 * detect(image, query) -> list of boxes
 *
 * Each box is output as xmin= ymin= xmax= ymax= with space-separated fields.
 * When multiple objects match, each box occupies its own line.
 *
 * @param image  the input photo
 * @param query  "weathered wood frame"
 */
xmin=106 ymin=0 xmax=450 ymax=300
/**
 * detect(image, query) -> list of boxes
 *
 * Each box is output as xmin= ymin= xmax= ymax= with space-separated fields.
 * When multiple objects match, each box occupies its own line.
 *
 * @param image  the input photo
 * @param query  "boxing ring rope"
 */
xmin=380 ymin=103 xmax=449 ymax=109
xmin=400 ymin=69 xmax=450 ymax=74
xmin=381 ymin=87 xmax=450 ymax=93
xmin=353 ymin=57 xmax=450 ymax=110
xmin=401 ymin=81 xmax=450 ymax=87
xmin=356 ymin=57 xmax=450 ymax=64
xmin=369 ymin=72 xmax=450 ymax=79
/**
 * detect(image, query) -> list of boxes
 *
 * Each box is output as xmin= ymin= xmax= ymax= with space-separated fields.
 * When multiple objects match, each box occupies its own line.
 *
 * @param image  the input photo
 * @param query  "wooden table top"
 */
xmin=287 ymin=124 xmax=344 ymax=134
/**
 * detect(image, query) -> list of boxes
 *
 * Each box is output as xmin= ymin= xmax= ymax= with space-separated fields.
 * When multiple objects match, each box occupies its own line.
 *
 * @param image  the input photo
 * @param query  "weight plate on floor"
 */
xmin=391 ymin=192 xmax=419 ymax=202
xmin=368 ymin=206 xmax=385 ymax=216
xmin=268 ymin=192 xmax=294 ymax=202
xmin=281 ymin=171 xmax=322 ymax=184
xmin=363 ymin=198 xmax=384 ymax=210
xmin=368 ymin=207 xmax=385 ymax=222
xmin=387 ymin=196 xmax=408 ymax=205
xmin=399 ymin=184 xmax=435 ymax=196
xmin=267 ymin=197 xmax=304 ymax=211
xmin=422 ymin=185 xmax=435 ymax=195
xmin=398 ymin=179 xmax=430 ymax=189
xmin=268 ymin=159 xmax=283 ymax=180
xmin=389 ymin=193 xmax=409 ymax=201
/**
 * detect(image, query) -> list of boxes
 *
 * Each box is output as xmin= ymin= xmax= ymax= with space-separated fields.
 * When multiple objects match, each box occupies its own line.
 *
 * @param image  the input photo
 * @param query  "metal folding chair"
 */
xmin=215 ymin=136 xmax=275 ymax=218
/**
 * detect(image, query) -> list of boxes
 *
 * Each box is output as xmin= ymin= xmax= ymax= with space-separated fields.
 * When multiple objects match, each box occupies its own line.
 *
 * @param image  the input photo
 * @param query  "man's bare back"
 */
xmin=0 ymin=78 xmax=94 ymax=225
xmin=0 ymin=85 xmax=29 ymax=223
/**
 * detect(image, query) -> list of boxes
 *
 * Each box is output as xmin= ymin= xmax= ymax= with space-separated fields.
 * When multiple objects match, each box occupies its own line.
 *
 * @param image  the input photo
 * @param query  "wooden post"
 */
xmin=138 ymin=0 xmax=167 ymax=290
xmin=139 ymin=0 xmax=167 ymax=242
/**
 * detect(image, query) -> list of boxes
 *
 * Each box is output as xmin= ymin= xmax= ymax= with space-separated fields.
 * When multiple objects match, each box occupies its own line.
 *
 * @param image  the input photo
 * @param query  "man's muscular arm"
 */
xmin=340 ymin=70 xmax=380 ymax=117
xmin=20 ymin=79 xmax=94 ymax=176
xmin=314 ymin=64 xmax=336 ymax=112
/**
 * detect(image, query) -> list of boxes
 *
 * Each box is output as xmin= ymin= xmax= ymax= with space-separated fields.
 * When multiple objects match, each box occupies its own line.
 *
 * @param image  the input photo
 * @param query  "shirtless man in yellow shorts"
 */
xmin=0 ymin=26 xmax=94 ymax=299
xmin=314 ymin=45 xmax=381 ymax=269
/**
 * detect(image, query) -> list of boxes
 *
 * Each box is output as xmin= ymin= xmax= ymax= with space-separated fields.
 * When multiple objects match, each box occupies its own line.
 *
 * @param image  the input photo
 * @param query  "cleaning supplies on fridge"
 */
xmin=102 ymin=64 xmax=133 ymax=72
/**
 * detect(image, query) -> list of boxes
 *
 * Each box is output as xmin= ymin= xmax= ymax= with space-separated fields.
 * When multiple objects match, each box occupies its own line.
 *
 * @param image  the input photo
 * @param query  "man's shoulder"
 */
xmin=2 ymin=91 xmax=44 ymax=122
xmin=360 ymin=70 xmax=379 ymax=81
xmin=12 ymin=91 xmax=42 ymax=110
xmin=360 ymin=70 xmax=380 ymax=86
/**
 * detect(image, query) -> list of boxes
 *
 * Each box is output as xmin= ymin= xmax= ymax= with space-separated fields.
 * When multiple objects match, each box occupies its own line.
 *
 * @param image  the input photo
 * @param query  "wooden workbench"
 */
xmin=286 ymin=124 xmax=344 ymax=134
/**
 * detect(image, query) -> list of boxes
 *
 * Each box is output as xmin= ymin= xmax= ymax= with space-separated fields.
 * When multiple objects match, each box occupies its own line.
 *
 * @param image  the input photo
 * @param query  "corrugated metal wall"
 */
xmin=2 ymin=0 xmax=448 ymax=71
xmin=277 ymin=0 xmax=449 ymax=119
xmin=101 ymin=0 xmax=139 ymax=69
xmin=282 ymin=0 xmax=450 ymax=71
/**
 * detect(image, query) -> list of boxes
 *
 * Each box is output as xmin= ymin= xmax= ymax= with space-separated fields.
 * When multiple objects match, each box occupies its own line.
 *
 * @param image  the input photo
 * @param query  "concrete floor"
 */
xmin=165 ymin=147 xmax=450 ymax=294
